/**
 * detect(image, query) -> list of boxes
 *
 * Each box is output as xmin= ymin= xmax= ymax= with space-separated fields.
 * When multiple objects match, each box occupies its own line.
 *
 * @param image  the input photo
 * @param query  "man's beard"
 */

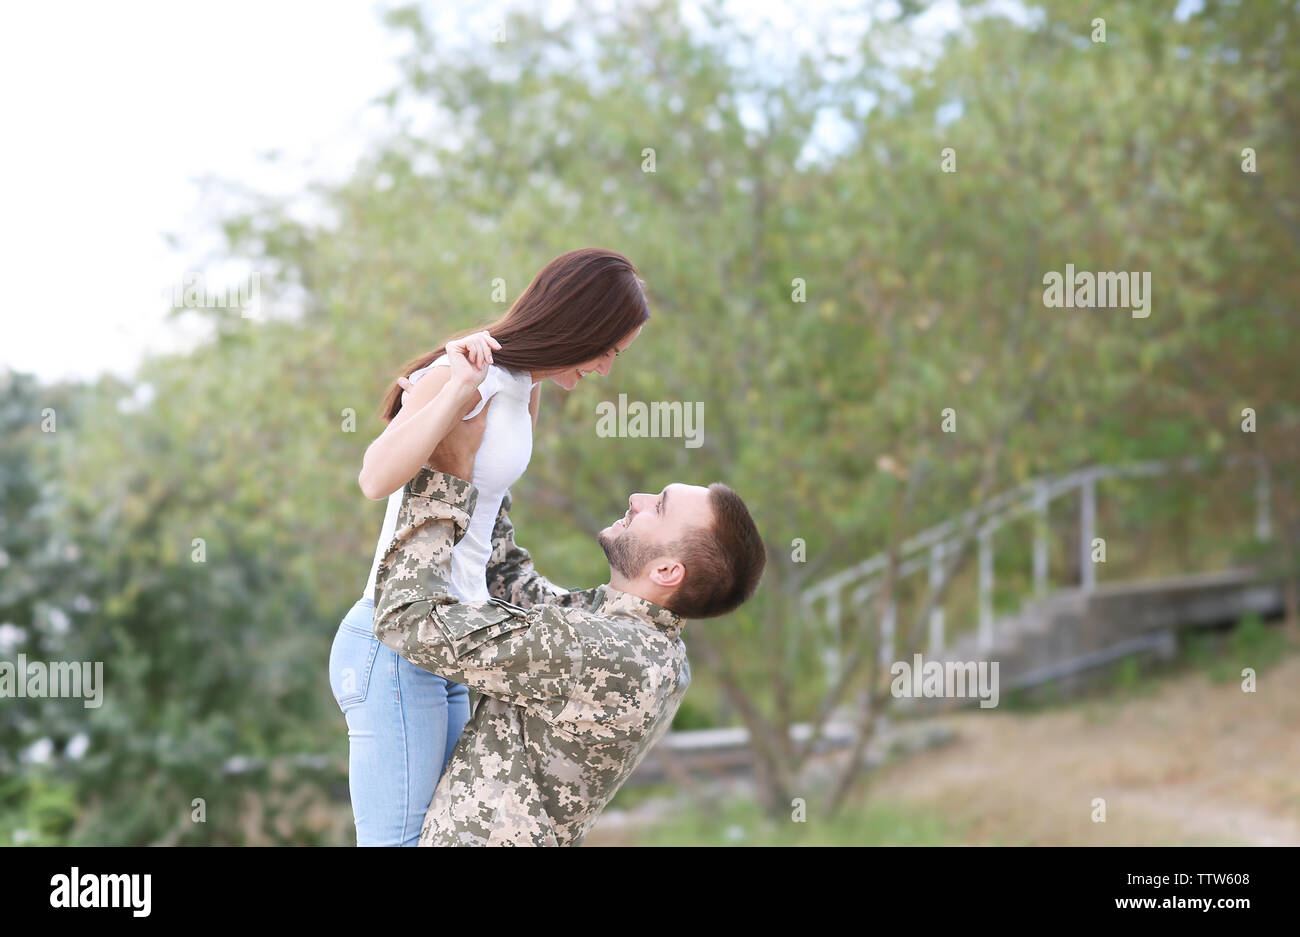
xmin=598 ymin=528 xmax=665 ymax=579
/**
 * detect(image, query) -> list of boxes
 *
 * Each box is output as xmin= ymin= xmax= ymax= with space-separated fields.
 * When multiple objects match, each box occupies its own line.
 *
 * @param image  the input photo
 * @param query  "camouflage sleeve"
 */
xmin=373 ymin=469 xmax=582 ymax=705
xmin=484 ymin=489 xmax=570 ymax=609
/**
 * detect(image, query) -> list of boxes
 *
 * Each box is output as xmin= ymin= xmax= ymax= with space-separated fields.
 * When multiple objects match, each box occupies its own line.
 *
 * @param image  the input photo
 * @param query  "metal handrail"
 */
xmin=801 ymin=454 xmax=1272 ymax=661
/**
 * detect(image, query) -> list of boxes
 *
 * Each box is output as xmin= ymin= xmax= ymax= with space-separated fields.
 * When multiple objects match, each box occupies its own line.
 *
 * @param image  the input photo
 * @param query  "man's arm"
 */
xmin=373 ymin=468 xmax=583 ymax=706
xmin=485 ymin=489 xmax=571 ymax=609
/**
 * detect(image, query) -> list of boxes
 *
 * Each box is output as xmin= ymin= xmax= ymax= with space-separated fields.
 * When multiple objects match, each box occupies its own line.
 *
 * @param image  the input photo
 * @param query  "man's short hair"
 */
xmin=667 ymin=483 xmax=766 ymax=619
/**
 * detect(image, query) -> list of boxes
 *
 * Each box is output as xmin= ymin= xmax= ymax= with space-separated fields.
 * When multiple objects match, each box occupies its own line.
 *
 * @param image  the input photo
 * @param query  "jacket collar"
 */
xmin=593 ymin=585 xmax=684 ymax=640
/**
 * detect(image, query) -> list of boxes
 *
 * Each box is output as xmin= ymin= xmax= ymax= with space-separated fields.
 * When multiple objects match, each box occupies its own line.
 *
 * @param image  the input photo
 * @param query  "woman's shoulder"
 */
xmin=470 ymin=364 xmax=531 ymax=403
xmin=412 ymin=355 xmax=499 ymax=395
xmin=413 ymin=359 xmax=529 ymax=408
xmin=414 ymin=354 xmax=450 ymax=380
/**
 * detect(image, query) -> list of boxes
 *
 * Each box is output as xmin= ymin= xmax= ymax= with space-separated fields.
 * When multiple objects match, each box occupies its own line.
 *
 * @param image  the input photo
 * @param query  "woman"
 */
xmin=328 ymin=247 xmax=648 ymax=846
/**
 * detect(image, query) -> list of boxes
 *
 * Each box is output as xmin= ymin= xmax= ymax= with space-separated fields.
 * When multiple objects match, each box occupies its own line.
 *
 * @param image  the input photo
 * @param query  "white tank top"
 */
xmin=362 ymin=356 xmax=537 ymax=602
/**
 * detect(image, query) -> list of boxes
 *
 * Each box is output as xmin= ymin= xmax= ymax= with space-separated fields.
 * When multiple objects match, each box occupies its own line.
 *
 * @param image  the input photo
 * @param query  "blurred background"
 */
xmin=2 ymin=0 xmax=1297 ymax=846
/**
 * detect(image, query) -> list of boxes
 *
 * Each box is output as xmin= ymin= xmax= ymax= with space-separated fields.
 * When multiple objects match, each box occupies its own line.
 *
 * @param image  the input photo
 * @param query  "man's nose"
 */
xmin=629 ymin=492 xmax=651 ymax=513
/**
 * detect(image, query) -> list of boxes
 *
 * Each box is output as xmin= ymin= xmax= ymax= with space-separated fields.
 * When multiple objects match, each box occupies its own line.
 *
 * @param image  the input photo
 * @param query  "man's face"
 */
xmin=597 ymin=483 xmax=712 ymax=578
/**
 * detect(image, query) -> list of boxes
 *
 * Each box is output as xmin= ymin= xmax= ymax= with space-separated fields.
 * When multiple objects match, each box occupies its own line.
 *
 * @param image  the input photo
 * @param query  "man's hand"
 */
xmin=428 ymin=399 xmax=490 ymax=483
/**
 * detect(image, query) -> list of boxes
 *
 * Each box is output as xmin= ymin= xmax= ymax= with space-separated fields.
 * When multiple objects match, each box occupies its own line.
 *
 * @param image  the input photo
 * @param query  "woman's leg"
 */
xmin=329 ymin=597 xmax=452 ymax=846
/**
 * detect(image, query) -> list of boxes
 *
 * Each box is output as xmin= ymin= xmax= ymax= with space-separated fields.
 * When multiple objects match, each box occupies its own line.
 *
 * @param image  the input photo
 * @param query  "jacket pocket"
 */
xmin=435 ymin=599 xmax=529 ymax=660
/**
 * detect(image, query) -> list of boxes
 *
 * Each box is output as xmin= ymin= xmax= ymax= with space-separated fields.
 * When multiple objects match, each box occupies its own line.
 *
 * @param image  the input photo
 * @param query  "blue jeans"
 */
xmin=328 ymin=596 xmax=470 ymax=846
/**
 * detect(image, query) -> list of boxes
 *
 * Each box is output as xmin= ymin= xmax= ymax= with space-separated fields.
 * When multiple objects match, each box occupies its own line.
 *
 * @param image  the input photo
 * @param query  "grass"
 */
xmin=595 ymin=791 xmax=972 ymax=846
xmin=1182 ymin=612 xmax=1289 ymax=683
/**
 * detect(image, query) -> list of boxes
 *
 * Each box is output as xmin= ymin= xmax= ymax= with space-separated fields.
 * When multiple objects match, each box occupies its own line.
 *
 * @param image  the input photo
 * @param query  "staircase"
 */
xmin=801 ymin=457 xmax=1280 ymax=704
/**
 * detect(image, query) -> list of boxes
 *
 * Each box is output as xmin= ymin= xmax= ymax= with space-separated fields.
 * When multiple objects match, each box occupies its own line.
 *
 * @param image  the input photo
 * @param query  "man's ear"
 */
xmin=648 ymin=556 xmax=686 ymax=589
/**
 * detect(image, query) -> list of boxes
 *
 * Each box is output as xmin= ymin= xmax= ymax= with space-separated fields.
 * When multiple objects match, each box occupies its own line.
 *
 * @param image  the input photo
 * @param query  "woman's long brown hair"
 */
xmin=378 ymin=247 xmax=650 ymax=422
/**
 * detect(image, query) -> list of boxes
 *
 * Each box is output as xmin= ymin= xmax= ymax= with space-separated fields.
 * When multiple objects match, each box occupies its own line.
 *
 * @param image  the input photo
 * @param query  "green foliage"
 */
xmin=669 ymin=696 xmax=714 ymax=732
xmin=0 ymin=373 xmax=103 ymax=831
xmin=1111 ymin=655 xmax=1144 ymax=693
xmin=0 ymin=771 xmax=79 ymax=846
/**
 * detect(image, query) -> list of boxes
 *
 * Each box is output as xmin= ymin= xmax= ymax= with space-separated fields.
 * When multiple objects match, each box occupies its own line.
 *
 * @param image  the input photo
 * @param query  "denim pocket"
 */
xmin=329 ymin=609 xmax=380 ymax=709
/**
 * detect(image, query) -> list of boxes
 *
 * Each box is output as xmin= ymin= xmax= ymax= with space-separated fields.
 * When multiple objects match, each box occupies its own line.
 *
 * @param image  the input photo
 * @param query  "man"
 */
xmin=372 ymin=398 xmax=766 ymax=847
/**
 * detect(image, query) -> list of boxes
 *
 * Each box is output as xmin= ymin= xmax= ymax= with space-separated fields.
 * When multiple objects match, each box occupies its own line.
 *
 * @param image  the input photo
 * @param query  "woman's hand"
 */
xmin=445 ymin=330 xmax=500 ymax=390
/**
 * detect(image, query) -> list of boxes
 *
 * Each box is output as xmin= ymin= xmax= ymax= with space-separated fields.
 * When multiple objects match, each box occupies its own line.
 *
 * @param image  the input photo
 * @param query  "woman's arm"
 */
xmin=358 ymin=332 xmax=498 ymax=500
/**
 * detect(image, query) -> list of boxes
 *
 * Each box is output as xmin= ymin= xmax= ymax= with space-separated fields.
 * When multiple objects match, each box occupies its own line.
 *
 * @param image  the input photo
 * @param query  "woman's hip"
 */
xmin=328 ymin=597 xmax=465 ymax=710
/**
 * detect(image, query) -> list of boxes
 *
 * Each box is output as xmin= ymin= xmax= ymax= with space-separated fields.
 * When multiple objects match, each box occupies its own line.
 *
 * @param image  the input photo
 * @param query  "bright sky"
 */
xmin=0 ymin=1 xmax=405 ymax=383
xmin=0 ymin=0 xmax=966 ymax=384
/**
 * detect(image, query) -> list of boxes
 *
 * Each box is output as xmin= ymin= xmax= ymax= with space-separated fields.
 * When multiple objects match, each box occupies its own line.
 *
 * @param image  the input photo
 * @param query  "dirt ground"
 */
xmin=868 ymin=655 xmax=1300 ymax=845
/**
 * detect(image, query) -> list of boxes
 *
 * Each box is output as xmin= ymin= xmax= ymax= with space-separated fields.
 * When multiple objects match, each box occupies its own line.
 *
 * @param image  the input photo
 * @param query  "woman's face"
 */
xmin=548 ymin=325 xmax=643 ymax=390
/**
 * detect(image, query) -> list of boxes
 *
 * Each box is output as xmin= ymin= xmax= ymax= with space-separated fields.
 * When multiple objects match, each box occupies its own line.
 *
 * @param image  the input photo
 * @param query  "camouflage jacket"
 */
xmin=372 ymin=468 xmax=691 ymax=846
